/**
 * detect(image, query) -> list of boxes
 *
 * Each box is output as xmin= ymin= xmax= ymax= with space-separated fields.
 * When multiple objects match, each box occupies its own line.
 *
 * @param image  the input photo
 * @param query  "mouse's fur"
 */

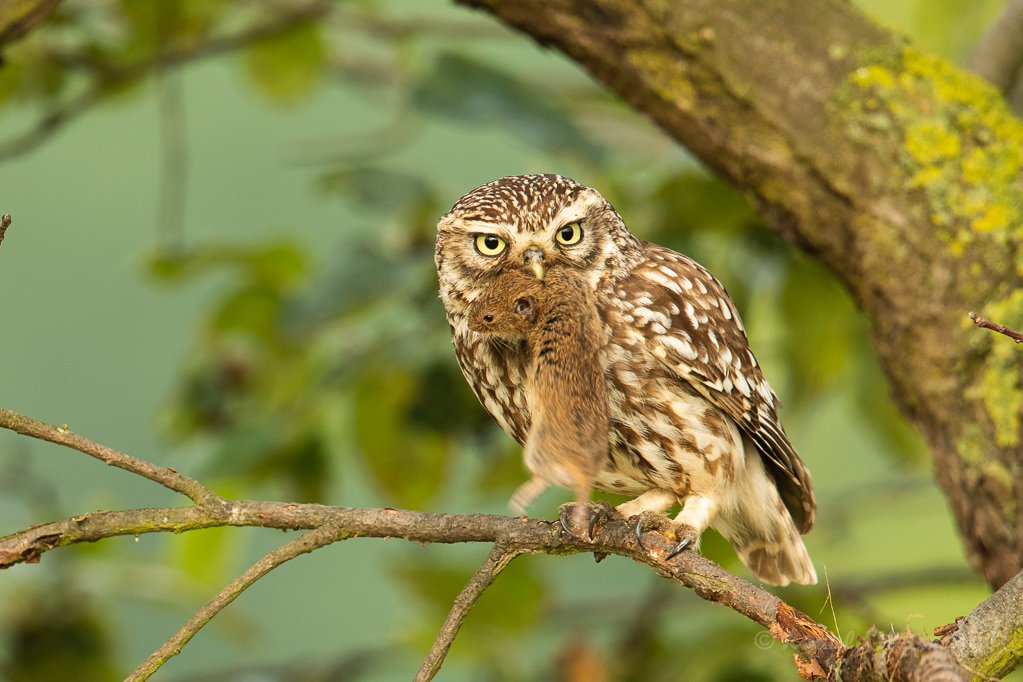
xmin=468 ymin=268 xmax=610 ymax=520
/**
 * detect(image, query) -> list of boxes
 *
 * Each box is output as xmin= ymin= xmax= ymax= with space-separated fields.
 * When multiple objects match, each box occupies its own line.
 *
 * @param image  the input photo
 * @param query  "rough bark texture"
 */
xmin=457 ymin=0 xmax=1023 ymax=589
xmin=941 ymin=567 xmax=1023 ymax=679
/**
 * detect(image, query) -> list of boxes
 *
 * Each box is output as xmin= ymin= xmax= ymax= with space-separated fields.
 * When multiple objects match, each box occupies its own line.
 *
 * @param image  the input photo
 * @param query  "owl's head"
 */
xmin=435 ymin=174 xmax=640 ymax=314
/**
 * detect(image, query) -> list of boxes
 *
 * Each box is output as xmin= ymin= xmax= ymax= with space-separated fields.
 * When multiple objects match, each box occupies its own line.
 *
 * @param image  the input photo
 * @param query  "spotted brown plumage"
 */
xmin=466 ymin=268 xmax=610 ymax=528
xmin=436 ymin=174 xmax=817 ymax=586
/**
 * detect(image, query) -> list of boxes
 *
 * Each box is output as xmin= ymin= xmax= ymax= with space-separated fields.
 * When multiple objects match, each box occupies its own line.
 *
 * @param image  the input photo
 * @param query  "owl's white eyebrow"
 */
xmin=551 ymin=207 xmax=587 ymax=228
xmin=459 ymin=221 xmax=512 ymax=234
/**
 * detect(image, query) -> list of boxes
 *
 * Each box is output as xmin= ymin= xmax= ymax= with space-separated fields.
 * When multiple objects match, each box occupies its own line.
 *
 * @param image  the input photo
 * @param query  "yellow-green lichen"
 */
xmin=626 ymin=49 xmax=697 ymax=113
xmin=966 ymin=288 xmax=1023 ymax=447
xmin=840 ymin=46 xmax=1023 ymax=263
xmin=955 ymin=423 xmax=989 ymax=467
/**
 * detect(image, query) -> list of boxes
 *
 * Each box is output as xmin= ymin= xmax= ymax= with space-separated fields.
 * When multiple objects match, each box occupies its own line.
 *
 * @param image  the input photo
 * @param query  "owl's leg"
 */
xmin=665 ymin=494 xmax=720 ymax=559
xmin=616 ymin=488 xmax=679 ymax=550
xmin=616 ymin=488 xmax=678 ymax=518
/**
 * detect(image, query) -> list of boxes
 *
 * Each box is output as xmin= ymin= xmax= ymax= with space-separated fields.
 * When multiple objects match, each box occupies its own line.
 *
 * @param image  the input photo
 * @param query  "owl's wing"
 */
xmin=619 ymin=243 xmax=815 ymax=533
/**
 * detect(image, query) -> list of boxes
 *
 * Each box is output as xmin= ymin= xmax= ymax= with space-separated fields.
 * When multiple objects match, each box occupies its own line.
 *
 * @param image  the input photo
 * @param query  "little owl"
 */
xmin=435 ymin=174 xmax=816 ymax=586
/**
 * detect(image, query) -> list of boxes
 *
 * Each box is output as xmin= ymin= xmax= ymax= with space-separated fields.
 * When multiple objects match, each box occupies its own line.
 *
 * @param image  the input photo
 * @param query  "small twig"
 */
xmin=0 ymin=214 xmax=10 ymax=249
xmin=969 ymin=312 xmax=1023 ymax=343
xmin=414 ymin=544 xmax=522 ymax=682
xmin=125 ymin=520 xmax=345 ymax=682
xmin=0 ymin=1 xmax=331 ymax=163
xmin=0 ymin=407 xmax=219 ymax=505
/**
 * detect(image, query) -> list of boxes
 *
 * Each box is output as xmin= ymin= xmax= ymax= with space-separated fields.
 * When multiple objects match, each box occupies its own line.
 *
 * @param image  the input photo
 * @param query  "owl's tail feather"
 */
xmin=731 ymin=518 xmax=817 ymax=587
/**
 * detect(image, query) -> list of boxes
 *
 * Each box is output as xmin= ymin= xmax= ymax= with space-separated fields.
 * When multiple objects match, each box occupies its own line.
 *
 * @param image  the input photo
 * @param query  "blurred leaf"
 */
xmin=399 ymin=556 xmax=543 ymax=632
xmin=851 ymin=342 xmax=929 ymax=466
xmin=0 ymin=0 xmax=60 ymax=47
xmin=7 ymin=594 xmax=116 ymax=682
xmin=407 ymin=361 xmax=490 ymax=433
xmin=214 ymin=286 xmax=282 ymax=338
xmin=650 ymin=173 xmax=762 ymax=239
xmin=318 ymin=166 xmax=432 ymax=209
xmin=780 ymin=256 xmax=858 ymax=397
xmin=912 ymin=0 xmax=1005 ymax=63
xmin=242 ymin=22 xmax=324 ymax=105
xmin=413 ymin=53 xmax=603 ymax=162
xmin=256 ymin=430 xmax=331 ymax=502
xmin=177 ymin=525 xmax=234 ymax=589
xmin=0 ymin=58 xmax=23 ymax=107
xmin=477 ymin=437 xmax=527 ymax=494
xmin=145 ymin=241 xmax=308 ymax=292
xmin=355 ymin=371 xmax=450 ymax=509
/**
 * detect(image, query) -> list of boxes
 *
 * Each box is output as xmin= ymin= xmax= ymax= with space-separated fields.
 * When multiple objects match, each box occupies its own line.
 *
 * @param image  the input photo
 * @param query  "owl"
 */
xmin=467 ymin=268 xmax=610 ymax=533
xmin=435 ymin=174 xmax=817 ymax=586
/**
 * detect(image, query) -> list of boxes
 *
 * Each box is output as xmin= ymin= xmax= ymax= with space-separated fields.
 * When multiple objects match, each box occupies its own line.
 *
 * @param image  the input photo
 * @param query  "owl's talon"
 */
xmin=665 ymin=537 xmax=692 ymax=560
xmin=559 ymin=501 xmax=621 ymax=542
xmin=558 ymin=506 xmax=579 ymax=538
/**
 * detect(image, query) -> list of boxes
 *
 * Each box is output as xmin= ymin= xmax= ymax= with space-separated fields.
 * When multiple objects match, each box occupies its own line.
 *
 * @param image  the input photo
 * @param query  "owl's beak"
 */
xmin=522 ymin=248 xmax=546 ymax=280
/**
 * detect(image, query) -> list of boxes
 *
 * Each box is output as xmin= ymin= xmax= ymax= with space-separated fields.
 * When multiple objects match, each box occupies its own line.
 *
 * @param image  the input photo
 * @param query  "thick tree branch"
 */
xmin=414 ymin=544 xmax=522 ymax=682
xmin=940 ymin=567 xmax=1023 ymax=679
xmin=456 ymin=0 xmax=1023 ymax=590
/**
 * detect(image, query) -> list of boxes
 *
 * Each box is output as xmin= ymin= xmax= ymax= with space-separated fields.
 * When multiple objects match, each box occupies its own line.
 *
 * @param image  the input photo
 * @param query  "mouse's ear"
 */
xmin=514 ymin=296 xmax=536 ymax=322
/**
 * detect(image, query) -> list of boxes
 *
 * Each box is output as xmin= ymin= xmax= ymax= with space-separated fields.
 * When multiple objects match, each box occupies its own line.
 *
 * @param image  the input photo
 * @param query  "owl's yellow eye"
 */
xmin=474 ymin=234 xmax=507 ymax=256
xmin=555 ymin=222 xmax=583 ymax=245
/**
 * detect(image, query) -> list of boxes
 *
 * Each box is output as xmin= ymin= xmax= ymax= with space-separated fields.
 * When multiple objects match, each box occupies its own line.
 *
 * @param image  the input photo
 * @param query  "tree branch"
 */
xmin=0 ymin=0 xmax=61 ymax=47
xmin=969 ymin=311 xmax=1023 ymax=343
xmin=939 ymin=567 xmax=1023 ymax=679
xmin=0 ymin=0 xmax=331 ymax=162
xmin=414 ymin=544 xmax=522 ymax=682
xmin=0 ymin=408 xmax=218 ymax=505
xmin=125 ymin=520 xmax=345 ymax=682
xmin=0 ymin=213 xmax=9 ymax=249
xmin=0 ymin=408 xmax=1006 ymax=681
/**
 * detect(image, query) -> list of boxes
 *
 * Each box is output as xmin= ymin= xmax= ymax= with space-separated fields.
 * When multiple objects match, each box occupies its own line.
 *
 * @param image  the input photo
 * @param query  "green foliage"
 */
xmin=412 ymin=53 xmax=604 ymax=162
xmin=2 ymin=589 xmax=116 ymax=682
xmin=242 ymin=23 xmax=325 ymax=105
xmin=399 ymin=557 xmax=543 ymax=634
xmin=355 ymin=371 xmax=451 ymax=509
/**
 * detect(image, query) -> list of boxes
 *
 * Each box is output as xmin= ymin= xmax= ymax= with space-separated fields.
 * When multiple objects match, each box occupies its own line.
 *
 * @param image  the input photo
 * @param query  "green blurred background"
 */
xmin=0 ymin=0 xmax=1017 ymax=680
